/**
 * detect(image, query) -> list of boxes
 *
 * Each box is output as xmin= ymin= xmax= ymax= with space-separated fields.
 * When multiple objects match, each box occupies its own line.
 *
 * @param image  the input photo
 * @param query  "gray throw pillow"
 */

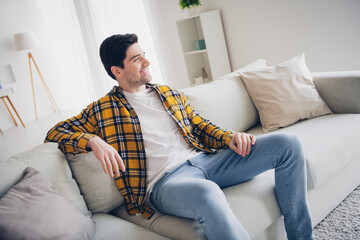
xmin=66 ymin=152 xmax=124 ymax=213
xmin=0 ymin=167 xmax=95 ymax=240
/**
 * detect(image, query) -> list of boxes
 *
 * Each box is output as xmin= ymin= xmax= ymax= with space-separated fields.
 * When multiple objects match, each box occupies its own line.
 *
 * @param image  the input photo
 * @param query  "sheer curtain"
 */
xmin=34 ymin=0 xmax=97 ymax=111
xmin=32 ymin=0 xmax=164 ymax=112
xmin=86 ymin=0 xmax=164 ymax=93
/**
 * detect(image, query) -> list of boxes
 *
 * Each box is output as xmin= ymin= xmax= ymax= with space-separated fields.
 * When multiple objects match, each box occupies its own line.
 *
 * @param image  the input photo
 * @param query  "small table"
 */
xmin=0 ymin=87 xmax=25 ymax=134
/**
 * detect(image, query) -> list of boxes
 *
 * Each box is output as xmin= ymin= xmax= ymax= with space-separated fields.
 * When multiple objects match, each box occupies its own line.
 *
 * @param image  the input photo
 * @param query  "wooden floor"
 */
xmin=0 ymin=111 xmax=77 ymax=161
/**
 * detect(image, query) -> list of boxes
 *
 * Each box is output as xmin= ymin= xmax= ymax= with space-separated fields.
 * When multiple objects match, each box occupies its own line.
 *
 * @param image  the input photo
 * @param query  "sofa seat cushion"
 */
xmin=0 ymin=143 xmax=91 ymax=217
xmin=113 ymin=170 xmax=279 ymax=240
xmin=92 ymin=213 xmax=169 ymax=240
xmin=247 ymin=114 xmax=360 ymax=189
xmin=112 ymin=204 xmax=206 ymax=240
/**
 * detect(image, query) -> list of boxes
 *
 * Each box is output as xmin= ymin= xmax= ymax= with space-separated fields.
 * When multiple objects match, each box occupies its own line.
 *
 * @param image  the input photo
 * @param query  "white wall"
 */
xmin=0 ymin=0 xmax=96 ymax=131
xmin=1 ymin=0 xmax=359 ymax=130
xmin=148 ymin=0 xmax=360 ymax=89
xmin=0 ymin=0 xmax=54 ymax=130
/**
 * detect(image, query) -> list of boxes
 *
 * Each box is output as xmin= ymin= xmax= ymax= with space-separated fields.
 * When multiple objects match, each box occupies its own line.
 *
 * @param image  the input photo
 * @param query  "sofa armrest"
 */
xmin=312 ymin=71 xmax=360 ymax=114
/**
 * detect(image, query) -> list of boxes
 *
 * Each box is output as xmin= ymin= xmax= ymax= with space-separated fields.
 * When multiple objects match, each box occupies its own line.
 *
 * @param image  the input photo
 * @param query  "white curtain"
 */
xmin=86 ymin=0 xmax=165 ymax=93
xmin=34 ymin=0 xmax=97 ymax=111
xmin=32 ymin=0 xmax=164 ymax=112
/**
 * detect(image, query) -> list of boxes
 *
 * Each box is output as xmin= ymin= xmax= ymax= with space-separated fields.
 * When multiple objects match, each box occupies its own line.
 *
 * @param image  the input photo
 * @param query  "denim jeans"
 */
xmin=150 ymin=133 xmax=313 ymax=240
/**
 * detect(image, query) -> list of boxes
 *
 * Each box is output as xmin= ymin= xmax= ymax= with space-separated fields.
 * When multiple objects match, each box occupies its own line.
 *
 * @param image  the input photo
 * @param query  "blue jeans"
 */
xmin=150 ymin=133 xmax=313 ymax=240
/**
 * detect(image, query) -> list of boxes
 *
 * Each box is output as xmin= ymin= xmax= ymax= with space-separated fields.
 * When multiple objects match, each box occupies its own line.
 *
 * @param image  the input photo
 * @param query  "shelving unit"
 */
xmin=176 ymin=9 xmax=231 ymax=85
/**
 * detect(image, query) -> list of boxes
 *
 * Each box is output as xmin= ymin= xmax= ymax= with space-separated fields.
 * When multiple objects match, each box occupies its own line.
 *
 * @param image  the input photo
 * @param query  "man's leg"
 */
xmin=150 ymin=161 xmax=251 ymax=240
xmin=189 ymin=133 xmax=313 ymax=240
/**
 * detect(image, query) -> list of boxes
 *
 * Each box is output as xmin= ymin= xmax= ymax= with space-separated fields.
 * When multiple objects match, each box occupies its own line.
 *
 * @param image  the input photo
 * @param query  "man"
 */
xmin=45 ymin=33 xmax=313 ymax=240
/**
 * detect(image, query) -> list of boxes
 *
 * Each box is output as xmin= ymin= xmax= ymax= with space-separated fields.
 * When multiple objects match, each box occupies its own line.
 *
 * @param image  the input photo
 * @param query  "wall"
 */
xmin=0 ymin=0 xmax=53 ymax=130
xmin=1 ymin=0 xmax=359 ymax=130
xmin=147 ymin=0 xmax=360 ymax=89
xmin=0 ymin=0 xmax=95 ymax=131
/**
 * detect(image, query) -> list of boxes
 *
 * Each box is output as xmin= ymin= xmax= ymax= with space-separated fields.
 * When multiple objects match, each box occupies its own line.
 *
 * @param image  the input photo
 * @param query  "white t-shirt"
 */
xmin=123 ymin=88 xmax=201 ymax=193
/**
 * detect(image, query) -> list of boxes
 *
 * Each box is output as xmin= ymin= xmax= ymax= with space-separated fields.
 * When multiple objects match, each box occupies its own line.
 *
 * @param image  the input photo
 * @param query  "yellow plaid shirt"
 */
xmin=45 ymin=84 xmax=234 ymax=219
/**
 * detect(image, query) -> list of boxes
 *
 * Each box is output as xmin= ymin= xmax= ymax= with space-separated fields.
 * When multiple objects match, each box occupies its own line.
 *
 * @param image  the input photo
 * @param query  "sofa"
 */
xmin=0 ymin=58 xmax=359 ymax=239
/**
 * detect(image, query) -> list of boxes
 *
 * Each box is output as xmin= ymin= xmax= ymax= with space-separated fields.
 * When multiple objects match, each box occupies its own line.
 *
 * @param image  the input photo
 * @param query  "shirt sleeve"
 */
xmin=180 ymin=93 xmax=234 ymax=149
xmin=44 ymin=102 xmax=98 ymax=154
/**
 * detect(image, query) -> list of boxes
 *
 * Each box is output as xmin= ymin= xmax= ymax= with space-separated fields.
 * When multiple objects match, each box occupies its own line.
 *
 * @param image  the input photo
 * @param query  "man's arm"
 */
xmin=45 ymin=103 xmax=125 ymax=177
xmin=45 ymin=104 xmax=98 ymax=154
xmin=180 ymin=93 xmax=256 ymax=156
xmin=86 ymin=136 xmax=125 ymax=178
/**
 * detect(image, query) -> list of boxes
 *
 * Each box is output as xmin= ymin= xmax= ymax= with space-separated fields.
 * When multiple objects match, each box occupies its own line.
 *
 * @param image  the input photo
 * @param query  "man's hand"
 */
xmin=229 ymin=132 xmax=256 ymax=157
xmin=86 ymin=136 xmax=125 ymax=178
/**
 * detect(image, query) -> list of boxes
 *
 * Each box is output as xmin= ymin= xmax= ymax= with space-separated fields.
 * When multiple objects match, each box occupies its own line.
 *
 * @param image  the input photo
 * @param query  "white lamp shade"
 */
xmin=13 ymin=31 xmax=41 ymax=51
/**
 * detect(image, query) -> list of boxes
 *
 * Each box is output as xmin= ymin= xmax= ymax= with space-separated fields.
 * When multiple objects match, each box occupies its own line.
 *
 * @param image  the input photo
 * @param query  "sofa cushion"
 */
xmin=113 ymin=204 xmax=206 ymax=240
xmin=0 ymin=143 xmax=91 ymax=217
xmin=0 ymin=167 xmax=95 ymax=240
xmin=180 ymin=59 xmax=265 ymax=133
xmin=247 ymin=114 xmax=360 ymax=189
xmin=66 ymin=151 xmax=124 ymax=213
xmin=240 ymin=54 xmax=332 ymax=132
xmin=92 ymin=213 xmax=169 ymax=240
xmin=114 ymin=170 xmax=278 ymax=240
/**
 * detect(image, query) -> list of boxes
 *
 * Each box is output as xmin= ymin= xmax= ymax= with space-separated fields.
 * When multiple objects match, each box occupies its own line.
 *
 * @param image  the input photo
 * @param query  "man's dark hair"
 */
xmin=99 ymin=33 xmax=138 ymax=80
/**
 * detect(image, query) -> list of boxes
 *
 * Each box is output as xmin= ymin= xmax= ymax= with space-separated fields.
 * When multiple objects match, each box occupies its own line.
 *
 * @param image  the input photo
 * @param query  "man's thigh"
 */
xmin=150 ymin=162 xmax=226 ymax=219
xmin=188 ymin=133 xmax=294 ymax=188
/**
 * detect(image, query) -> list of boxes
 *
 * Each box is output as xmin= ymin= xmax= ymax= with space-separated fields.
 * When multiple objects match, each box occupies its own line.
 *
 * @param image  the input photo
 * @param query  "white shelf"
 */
xmin=184 ymin=49 xmax=208 ymax=55
xmin=176 ymin=10 xmax=231 ymax=86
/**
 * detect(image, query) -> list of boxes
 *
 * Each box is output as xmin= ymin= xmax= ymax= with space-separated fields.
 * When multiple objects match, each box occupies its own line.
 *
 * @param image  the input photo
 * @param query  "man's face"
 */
xmin=116 ymin=43 xmax=152 ymax=92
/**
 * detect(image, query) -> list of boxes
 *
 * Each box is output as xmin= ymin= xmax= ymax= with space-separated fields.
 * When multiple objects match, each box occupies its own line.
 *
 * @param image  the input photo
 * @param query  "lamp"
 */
xmin=13 ymin=31 xmax=60 ymax=120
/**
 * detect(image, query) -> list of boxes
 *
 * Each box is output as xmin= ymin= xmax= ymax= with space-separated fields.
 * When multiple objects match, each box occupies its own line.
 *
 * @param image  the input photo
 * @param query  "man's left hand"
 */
xmin=229 ymin=132 xmax=256 ymax=157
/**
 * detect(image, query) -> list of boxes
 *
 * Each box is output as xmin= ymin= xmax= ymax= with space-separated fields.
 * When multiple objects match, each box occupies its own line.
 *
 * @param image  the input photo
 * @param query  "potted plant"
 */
xmin=179 ymin=0 xmax=202 ymax=15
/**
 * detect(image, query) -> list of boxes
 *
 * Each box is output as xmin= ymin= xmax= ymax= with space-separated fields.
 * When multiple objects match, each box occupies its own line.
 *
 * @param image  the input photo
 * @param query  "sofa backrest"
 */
xmin=0 ymin=143 xmax=91 ymax=217
xmin=180 ymin=71 xmax=260 ymax=133
xmin=313 ymin=71 xmax=360 ymax=114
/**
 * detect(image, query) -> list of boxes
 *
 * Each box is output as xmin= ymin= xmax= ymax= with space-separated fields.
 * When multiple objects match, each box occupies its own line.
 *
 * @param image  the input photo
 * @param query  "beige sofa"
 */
xmin=0 ymin=69 xmax=359 ymax=240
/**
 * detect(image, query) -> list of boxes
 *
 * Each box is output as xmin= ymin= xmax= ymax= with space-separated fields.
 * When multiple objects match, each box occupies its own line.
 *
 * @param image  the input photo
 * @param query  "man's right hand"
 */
xmin=86 ymin=136 xmax=125 ymax=178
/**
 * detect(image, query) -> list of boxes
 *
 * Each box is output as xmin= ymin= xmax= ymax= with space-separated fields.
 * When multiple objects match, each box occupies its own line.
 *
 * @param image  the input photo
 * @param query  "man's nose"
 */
xmin=142 ymin=57 xmax=150 ymax=66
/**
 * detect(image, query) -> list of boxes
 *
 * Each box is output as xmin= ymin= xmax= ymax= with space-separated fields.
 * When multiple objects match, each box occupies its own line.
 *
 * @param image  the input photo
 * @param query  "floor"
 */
xmin=0 ymin=110 xmax=77 ymax=161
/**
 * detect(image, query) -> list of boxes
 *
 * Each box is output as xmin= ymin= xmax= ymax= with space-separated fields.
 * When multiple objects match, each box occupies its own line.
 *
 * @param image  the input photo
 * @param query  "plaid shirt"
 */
xmin=45 ymin=84 xmax=234 ymax=219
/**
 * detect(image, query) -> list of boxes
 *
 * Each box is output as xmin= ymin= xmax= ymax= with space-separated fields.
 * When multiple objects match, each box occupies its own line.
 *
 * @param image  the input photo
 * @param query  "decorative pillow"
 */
xmin=180 ymin=59 xmax=266 ymax=133
xmin=239 ymin=54 xmax=332 ymax=132
xmin=66 ymin=152 xmax=124 ymax=213
xmin=0 ymin=167 xmax=95 ymax=240
xmin=0 ymin=143 xmax=91 ymax=217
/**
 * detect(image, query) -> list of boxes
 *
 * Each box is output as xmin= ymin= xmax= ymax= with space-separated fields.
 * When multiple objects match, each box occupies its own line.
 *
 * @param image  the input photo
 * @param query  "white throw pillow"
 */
xmin=239 ymin=54 xmax=332 ymax=132
xmin=180 ymin=59 xmax=266 ymax=133
xmin=66 ymin=152 xmax=124 ymax=213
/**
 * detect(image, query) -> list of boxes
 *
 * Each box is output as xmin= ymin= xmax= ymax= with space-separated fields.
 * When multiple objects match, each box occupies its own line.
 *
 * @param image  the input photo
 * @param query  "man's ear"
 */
xmin=111 ymin=66 xmax=122 ymax=79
